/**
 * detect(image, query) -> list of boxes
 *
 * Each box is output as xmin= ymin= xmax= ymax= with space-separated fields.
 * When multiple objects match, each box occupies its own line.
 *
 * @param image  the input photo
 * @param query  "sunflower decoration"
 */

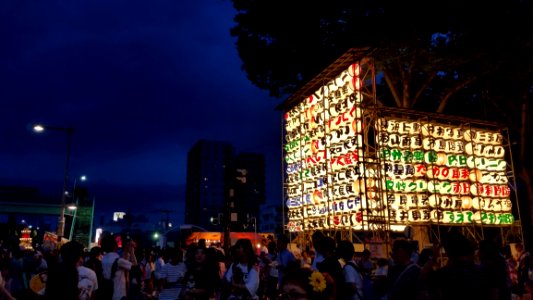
xmin=308 ymin=271 xmax=327 ymax=293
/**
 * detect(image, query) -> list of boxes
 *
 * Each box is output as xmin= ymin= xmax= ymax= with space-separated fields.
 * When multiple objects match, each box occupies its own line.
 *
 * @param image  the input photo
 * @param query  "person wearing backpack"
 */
xmin=101 ymin=235 xmax=137 ymax=300
xmin=337 ymin=240 xmax=364 ymax=300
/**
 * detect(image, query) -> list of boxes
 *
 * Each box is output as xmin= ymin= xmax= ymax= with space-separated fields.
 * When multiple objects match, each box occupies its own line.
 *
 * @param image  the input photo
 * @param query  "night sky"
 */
xmin=1 ymin=0 xmax=284 ymax=225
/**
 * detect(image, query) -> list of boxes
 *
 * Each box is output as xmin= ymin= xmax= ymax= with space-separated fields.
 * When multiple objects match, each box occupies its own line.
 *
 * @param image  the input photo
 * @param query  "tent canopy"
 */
xmin=185 ymin=232 xmax=272 ymax=247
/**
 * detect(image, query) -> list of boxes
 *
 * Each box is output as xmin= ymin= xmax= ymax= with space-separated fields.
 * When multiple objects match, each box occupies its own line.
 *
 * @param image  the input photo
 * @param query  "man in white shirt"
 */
xmin=101 ymin=236 xmax=137 ymax=300
xmin=78 ymin=264 xmax=98 ymax=300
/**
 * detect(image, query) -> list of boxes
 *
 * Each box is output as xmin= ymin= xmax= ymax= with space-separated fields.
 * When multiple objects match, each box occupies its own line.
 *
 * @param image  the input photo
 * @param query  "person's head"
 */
xmin=336 ymin=240 xmax=355 ymax=262
xmin=277 ymin=234 xmax=290 ymax=251
xmin=317 ymin=236 xmax=336 ymax=257
xmin=198 ymin=238 xmax=206 ymax=248
xmin=311 ymin=231 xmax=325 ymax=253
xmin=478 ymin=240 xmax=500 ymax=262
xmin=278 ymin=267 xmax=333 ymax=300
xmin=391 ymin=239 xmax=413 ymax=265
xmin=194 ymin=246 xmax=209 ymax=265
xmin=267 ymin=241 xmax=277 ymax=254
xmin=377 ymin=257 xmax=389 ymax=268
xmin=89 ymin=246 xmax=103 ymax=261
xmin=100 ymin=234 xmax=118 ymax=253
xmin=442 ymin=231 xmax=475 ymax=261
xmin=168 ymin=247 xmax=184 ymax=265
xmin=234 ymin=238 xmax=256 ymax=266
xmin=60 ymin=241 xmax=85 ymax=266
xmin=417 ymin=248 xmax=433 ymax=266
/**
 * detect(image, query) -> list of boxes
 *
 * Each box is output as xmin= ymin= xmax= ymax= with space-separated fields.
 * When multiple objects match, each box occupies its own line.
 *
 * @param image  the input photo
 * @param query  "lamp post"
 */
xmin=67 ymin=175 xmax=86 ymax=241
xmin=33 ymin=124 xmax=74 ymax=243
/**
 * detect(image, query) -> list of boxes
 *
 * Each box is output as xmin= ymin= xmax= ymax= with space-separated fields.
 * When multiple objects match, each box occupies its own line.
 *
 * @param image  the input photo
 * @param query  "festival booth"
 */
xmin=185 ymin=232 xmax=271 ymax=247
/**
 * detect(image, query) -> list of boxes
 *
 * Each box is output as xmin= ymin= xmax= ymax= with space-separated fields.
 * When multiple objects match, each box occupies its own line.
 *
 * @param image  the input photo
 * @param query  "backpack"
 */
xmin=343 ymin=261 xmax=372 ymax=300
xmin=101 ymin=258 xmax=119 ymax=300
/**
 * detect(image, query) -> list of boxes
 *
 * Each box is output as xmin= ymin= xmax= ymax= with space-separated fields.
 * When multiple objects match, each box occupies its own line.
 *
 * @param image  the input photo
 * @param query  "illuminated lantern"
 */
xmin=352 ymin=180 xmax=365 ymax=194
xmin=464 ymin=129 xmax=476 ymax=142
xmin=414 ymin=210 xmax=426 ymax=223
xmin=482 ymin=212 xmax=496 ymax=225
xmin=427 ymin=181 xmax=440 ymax=194
xmin=442 ymin=211 xmax=454 ymax=224
xmin=493 ymin=199 xmax=502 ymax=212
xmin=347 ymin=63 xmax=361 ymax=76
xmin=410 ymin=122 xmax=422 ymax=135
xmin=351 ymin=120 xmax=362 ymax=136
xmin=469 ymin=169 xmax=482 ymax=182
xmin=421 ymin=124 xmax=432 ymax=136
xmin=426 ymin=167 xmax=437 ymax=179
xmin=366 ymin=178 xmax=376 ymax=188
xmin=436 ymin=153 xmax=447 ymax=166
xmin=322 ymin=219 xmax=330 ymax=229
xmin=389 ymin=195 xmax=401 ymax=209
xmin=351 ymin=212 xmax=363 ymax=225
xmin=461 ymin=196 xmax=473 ymax=209
xmin=430 ymin=210 xmax=443 ymax=222
xmin=407 ymin=210 xmax=417 ymax=222
xmin=416 ymin=194 xmax=429 ymax=208
xmin=431 ymin=126 xmax=446 ymax=138
xmin=470 ymin=183 xmax=480 ymax=196
xmin=349 ymin=77 xmax=361 ymax=91
xmin=472 ymin=197 xmax=482 ymax=210
xmin=414 ymin=164 xmax=427 ymax=177
xmin=428 ymin=195 xmax=440 ymax=208
xmin=443 ymin=127 xmax=454 ymax=139
xmin=439 ymin=195 xmax=453 ymax=209
xmin=327 ymin=79 xmax=338 ymax=92
xmin=437 ymin=167 xmax=450 ymax=181
xmin=414 ymin=179 xmax=427 ymax=192
xmin=501 ymin=199 xmax=512 ymax=212
xmin=422 ymin=137 xmax=433 ymax=150
xmin=451 ymin=196 xmax=460 ymax=209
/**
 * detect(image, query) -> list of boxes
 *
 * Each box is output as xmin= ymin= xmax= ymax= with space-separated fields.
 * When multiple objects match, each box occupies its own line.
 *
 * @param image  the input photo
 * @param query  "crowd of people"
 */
xmin=0 ymin=230 xmax=532 ymax=300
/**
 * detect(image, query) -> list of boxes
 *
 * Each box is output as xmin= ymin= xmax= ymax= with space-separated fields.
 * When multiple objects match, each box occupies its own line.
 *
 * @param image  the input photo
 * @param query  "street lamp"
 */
xmin=67 ymin=175 xmax=87 ymax=241
xmin=33 ymin=123 xmax=74 ymax=243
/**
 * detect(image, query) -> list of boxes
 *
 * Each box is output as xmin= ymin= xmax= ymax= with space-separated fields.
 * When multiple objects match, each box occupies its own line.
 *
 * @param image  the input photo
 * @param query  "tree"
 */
xmin=230 ymin=0 xmax=533 ymax=229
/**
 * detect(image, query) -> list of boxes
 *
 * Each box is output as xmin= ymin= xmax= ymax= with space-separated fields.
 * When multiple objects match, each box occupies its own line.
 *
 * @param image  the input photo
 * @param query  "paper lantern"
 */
xmin=461 ymin=196 xmax=473 ymax=209
xmin=469 ymin=169 xmax=482 ymax=182
xmin=501 ymin=199 xmax=512 ymax=212
xmin=348 ymin=77 xmax=361 ymax=91
xmin=442 ymin=211 xmax=454 ymax=224
xmin=464 ymin=129 xmax=476 ymax=142
xmin=428 ymin=195 xmax=440 ymax=208
xmin=492 ymin=199 xmax=503 ymax=212
xmin=421 ymin=124 xmax=433 ymax=136
xmin=347 ymin=63 xmax=361 ymax=76
xmin=430 ymin=210 xmax=444 ymax=222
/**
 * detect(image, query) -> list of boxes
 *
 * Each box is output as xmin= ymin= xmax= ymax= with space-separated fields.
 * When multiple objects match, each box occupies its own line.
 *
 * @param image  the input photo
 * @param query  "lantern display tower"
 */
xmin=278 ymin=48 xmax=523 ymax=253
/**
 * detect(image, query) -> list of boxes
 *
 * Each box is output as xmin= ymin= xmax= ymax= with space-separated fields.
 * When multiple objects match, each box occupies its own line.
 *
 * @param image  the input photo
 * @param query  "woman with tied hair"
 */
xmin=221 ymin=239 xmax=260 ymax=300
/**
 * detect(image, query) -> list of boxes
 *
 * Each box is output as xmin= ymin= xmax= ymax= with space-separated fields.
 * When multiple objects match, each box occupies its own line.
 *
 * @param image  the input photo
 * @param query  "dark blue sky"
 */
xmin=0 ymin=0 xmax=283 ymax=225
